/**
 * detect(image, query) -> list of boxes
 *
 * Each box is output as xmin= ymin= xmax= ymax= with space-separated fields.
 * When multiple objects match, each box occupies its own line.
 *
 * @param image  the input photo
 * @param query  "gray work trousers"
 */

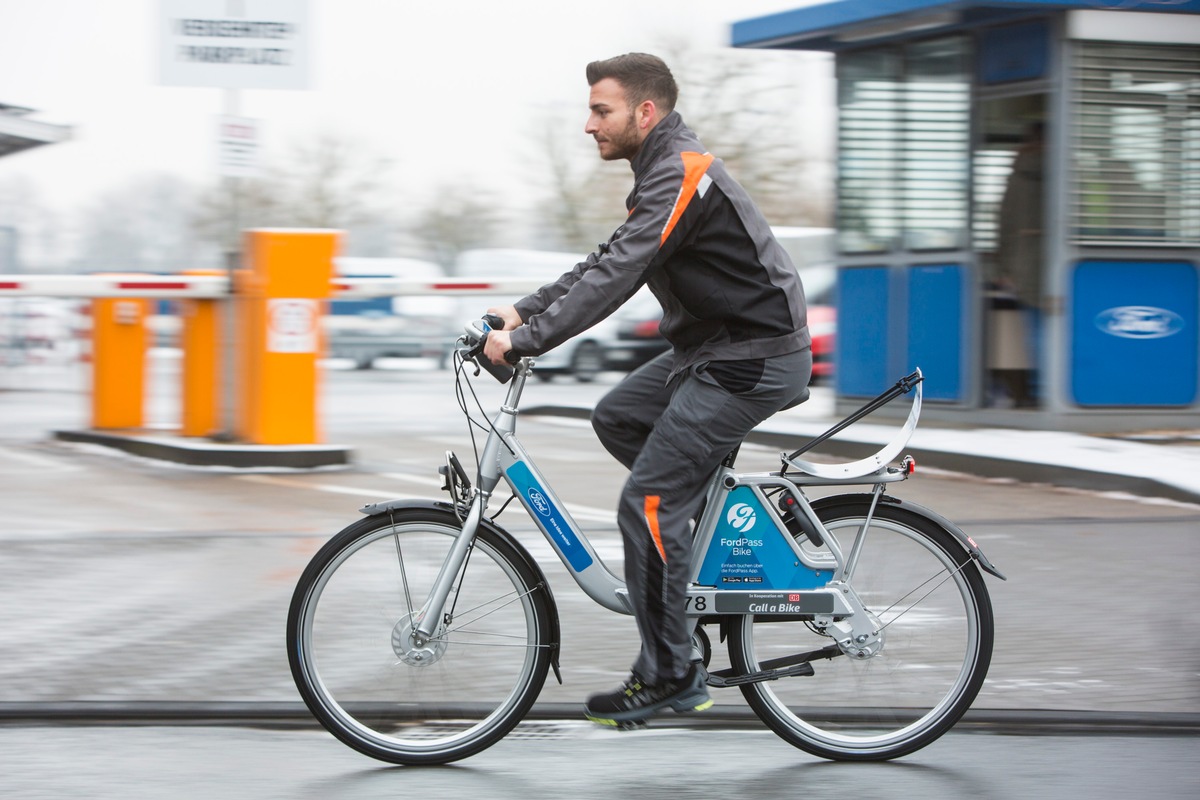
xmin=591 ymin=348 xmax=812 ymax=684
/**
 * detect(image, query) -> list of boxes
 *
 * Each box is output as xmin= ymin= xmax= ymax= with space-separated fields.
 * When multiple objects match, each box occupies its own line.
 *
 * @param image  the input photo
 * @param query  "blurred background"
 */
xmin=0 ymin=7 xmax=1198 ymax=796
xmin=0 ymin=0 xmax=834 ymax=274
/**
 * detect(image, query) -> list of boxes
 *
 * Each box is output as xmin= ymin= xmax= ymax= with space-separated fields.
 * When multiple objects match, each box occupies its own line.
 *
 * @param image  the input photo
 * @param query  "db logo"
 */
xmin=528 ymin=488 xmax=551 ymax=516
xmin=789 ymin=594 xmax=801 ymax=603
xmin=726 ymin=503 xmax=756 ymax=533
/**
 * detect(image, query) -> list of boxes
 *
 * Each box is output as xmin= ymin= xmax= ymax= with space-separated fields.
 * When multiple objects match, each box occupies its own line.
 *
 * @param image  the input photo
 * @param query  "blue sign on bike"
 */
xmin=697 ymin=487 xmax=831 ymax=590
xmin=505 ymin=460 xmax=594 ymax=572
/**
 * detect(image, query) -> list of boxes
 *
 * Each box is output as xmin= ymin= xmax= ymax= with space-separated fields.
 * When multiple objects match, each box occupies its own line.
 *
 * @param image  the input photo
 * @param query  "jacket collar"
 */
xmin=630 ymin=111 xmax=686 ymax=177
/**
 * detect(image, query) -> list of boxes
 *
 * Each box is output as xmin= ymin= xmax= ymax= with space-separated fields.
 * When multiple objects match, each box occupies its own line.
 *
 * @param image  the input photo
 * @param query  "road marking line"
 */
xmin=380 ymin=472 xmax=443 ymax=488
xmin=236 ymin=474 xmax=417 ymax=500
xmin=0 ymin=445 xmax=80 ymax=473
xmin=236 ymin=473 xmax=616 ymax=522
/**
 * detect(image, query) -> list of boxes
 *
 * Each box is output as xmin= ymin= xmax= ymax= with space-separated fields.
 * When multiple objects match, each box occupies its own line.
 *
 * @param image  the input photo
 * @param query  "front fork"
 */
xmin=409 ymin=491 xmax=489 ymax=647
xmin=411 ymin=370 xmax=522 ymax=646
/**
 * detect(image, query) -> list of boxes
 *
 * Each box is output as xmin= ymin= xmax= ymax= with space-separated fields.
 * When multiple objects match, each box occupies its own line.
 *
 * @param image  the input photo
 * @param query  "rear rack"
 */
xmin=782 ymin=370 xmax=924 ymax=480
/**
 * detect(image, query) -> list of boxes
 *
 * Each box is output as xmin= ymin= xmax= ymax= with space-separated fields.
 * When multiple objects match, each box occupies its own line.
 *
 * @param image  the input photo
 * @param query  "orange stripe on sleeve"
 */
xmin=643 ymin=494 xmax=667 ymax=563
xmin=659 ymin=151 xmax=714 ymax=247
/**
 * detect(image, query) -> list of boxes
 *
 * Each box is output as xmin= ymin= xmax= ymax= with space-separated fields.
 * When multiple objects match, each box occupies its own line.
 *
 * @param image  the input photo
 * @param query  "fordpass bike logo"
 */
xmin=1095 ymin=306 xmax=1184 ymax=340
xmin=726 ymin=503 xmax=757 ymax=533
xmin=527 ymin=488 xmax=551 ymax=516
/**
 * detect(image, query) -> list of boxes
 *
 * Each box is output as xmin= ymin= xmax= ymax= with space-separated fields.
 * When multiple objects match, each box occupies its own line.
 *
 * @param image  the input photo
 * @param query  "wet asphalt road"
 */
xmin=1 ymin=359 xmax=1198 ymax=798
xmin=2 ymin=723 xmax=1198 ymax=800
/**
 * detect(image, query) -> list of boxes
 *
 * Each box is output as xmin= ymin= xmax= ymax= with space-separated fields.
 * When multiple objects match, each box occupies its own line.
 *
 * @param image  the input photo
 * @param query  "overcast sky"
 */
xmin=0 ymin=0 xmax=830 ymax=221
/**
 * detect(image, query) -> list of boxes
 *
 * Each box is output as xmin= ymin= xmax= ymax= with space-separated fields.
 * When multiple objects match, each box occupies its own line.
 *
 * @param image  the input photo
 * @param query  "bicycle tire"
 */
xmin=728 ymin=497 xmax=994 ymax=761
xmin=287 ymin=506 xmax=555 ymax=765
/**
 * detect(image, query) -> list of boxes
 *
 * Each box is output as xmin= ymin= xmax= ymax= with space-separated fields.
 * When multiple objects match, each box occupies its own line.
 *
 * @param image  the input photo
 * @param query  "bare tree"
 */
xmin=529 ymin=111 xmax=630 ymax=253
xmin=410 ymin=184 xmax=505 ymax=272
xmin=665 ymin=42 xmax=830 ymax=226
xmin=191 ymin=131 xmax=397 ymax=255
xmin=0 ymin=175 xmax=70 ymax=273
xmin=71 ymin=174 xmax=218 ymax=273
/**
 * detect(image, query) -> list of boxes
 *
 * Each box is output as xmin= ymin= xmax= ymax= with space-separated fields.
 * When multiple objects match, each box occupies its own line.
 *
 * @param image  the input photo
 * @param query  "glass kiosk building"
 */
xmin=734 ymin=0 xmax=1199 ymax=431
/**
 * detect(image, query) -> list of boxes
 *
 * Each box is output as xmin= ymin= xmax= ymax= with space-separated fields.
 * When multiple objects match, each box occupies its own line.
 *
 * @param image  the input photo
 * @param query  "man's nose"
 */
xmin=584 ymin=115 xmax=598 ymax=134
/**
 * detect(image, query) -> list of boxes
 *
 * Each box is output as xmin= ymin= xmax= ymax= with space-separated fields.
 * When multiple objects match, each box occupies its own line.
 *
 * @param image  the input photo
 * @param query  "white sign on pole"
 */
xmin=159 ymin=0 xmax=310 ymax=90
xmin=267 ymin=299 xmax=319 ymax=353
xmin=216 ymin=114 xmax=260 ymax=177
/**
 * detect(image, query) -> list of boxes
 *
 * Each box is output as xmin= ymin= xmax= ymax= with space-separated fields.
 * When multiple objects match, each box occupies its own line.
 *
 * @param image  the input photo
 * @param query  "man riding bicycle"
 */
xmin=484 ymin=52 xmax=811 ymax=727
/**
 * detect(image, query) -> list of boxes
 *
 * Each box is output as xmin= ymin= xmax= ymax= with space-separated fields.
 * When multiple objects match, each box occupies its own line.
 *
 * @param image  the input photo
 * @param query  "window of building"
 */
xmin=1071 ymin=42 xmax=1200 ymax=246
xmin=836 ymin=36 xmax=970 ymax=254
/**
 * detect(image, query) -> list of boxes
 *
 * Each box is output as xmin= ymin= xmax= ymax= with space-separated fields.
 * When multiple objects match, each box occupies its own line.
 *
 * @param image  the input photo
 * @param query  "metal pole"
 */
xmin=215 ymin=87 xmax=242 ymax=441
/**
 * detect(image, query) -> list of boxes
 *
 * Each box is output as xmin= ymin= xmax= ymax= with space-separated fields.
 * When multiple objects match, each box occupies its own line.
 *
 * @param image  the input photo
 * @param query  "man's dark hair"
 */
xmin=586 ymin=53 xmax=678 ymax=114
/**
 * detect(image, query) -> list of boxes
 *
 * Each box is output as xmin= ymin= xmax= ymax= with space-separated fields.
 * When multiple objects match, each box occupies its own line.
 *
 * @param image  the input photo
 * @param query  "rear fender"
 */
xmin=812 ymin=493 xmax=1007 ymax=581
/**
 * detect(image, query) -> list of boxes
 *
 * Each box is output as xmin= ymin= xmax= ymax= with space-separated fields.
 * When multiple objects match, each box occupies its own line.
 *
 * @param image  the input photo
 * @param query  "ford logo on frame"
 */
xmin=1094 ymin=306 xmax=1185 ymax=340
xmin=527 ymin=488 xmax=551 ymax=516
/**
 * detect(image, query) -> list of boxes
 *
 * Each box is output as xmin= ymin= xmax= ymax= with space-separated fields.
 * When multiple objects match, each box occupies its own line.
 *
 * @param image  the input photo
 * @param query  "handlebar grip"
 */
xmin=464 ymin=316 xmax=514 ymax=383
xmin=477 ymin=340 xmax=514 ymax=383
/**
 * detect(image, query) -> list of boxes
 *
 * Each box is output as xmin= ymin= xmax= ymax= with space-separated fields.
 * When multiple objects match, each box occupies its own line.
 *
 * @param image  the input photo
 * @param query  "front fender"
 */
xmin=812 ymin=494 xmax=1007 ymax=581
xmin=359 ymin=498 xmax=566 ymax=680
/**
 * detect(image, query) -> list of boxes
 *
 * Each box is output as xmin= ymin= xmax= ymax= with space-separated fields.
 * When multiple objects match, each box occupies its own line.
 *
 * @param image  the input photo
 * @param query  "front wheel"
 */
xmin=728 ymin=499 xmax=994 ymax=761
xmin=287 ymin=508 xmax=555 ymax=765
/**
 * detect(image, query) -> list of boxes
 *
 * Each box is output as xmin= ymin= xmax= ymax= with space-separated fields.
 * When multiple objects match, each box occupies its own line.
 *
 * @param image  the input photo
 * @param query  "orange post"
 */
xmin=91 ymin=296 xmax=150 ymax=429
xmin=179 ymin=270 xmax=224 ymax=438
xmin=235 ymin=229 xmax=340 ymax=445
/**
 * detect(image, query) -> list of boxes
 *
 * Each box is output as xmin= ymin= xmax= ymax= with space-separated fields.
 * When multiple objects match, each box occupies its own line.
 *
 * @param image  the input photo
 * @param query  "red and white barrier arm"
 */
xmin=0 ymin=274 xmax=228 ymax=299
xmin=0 ymin=275 xmax=544 ymax=300
xmin=330 ymin=277 xmax=545 ymax=298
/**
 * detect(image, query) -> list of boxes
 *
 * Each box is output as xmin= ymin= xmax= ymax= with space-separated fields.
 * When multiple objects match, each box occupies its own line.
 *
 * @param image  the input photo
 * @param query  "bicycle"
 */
xmin=286 ymin=316 xmax=1006 ymax=765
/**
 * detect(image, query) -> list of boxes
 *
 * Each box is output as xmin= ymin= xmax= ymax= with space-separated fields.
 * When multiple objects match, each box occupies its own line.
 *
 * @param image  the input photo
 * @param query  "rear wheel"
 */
xmin=728 ymin=500 xmax=993 ymax=760
xmin=287 ymin=508 xmax=554 ymax=765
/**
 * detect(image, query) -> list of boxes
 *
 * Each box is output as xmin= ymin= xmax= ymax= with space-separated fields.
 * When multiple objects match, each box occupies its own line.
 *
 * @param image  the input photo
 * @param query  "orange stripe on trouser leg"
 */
xmin=644 ymin=495 xmax=666 ymax=563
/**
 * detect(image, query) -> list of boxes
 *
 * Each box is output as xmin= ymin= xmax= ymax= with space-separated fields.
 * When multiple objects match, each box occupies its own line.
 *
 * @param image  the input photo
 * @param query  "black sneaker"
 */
xmin=584 ymin=664 xmax=713 ymax=727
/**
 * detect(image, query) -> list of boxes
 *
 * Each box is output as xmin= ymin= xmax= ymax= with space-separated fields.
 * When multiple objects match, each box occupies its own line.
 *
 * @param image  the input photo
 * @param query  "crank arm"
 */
xmin=706 ymin=644 xmax=842 ymax=688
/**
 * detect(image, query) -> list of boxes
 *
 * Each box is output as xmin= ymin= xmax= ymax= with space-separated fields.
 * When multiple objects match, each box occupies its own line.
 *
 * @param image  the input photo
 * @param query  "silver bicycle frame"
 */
xmin=413 ymin=349 xmax=924 ymax=643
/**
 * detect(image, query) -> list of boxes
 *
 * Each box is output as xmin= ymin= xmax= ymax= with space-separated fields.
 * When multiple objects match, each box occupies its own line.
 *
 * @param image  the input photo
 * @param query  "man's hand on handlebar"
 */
xmin=483 ymin=328 xmax=514 ymax=365
xmin=485 ymin=304 xmax=523 ymax=331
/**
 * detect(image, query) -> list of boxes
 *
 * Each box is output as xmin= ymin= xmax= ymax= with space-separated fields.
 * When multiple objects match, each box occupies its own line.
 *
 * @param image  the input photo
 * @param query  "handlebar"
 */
xmin=461 ymin=314 xmax=519 ymax=383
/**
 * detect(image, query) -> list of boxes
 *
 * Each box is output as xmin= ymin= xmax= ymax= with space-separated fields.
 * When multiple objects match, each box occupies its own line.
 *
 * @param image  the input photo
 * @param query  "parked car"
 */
xmin=325 ymin=257 xmax=452 ymax=368
xmin=534 ymin=289 xmax=668 ymax=382
xmin=800 ymin=264 xmax=837 ymax=383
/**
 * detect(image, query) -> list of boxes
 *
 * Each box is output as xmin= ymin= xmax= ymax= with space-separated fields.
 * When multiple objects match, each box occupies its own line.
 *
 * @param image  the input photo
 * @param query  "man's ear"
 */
xmin=636 ymin=100 xmax=659 ymax=131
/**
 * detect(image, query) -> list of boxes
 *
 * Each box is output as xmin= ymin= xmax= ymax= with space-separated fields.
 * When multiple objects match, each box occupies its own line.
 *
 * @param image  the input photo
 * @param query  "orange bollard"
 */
xmin=235 ymin=229 xmax=341 ymax=445
xmin=179 ymin=270 xmax=225 ymax=438
xmin=91 ymin=296 xmax=150 ymax=429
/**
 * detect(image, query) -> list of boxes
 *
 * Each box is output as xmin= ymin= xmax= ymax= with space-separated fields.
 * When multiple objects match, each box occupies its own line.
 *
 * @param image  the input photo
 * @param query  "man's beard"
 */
xmin=597 ymin=115 xmax=640 ymax=161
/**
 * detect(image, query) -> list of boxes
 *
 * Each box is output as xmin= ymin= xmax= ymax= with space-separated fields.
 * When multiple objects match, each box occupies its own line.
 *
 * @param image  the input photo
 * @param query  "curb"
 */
xmin=1 ymin=702 xmax=1196 ymax=737
xmin=53 ymin=429 xmax=353 ymax=470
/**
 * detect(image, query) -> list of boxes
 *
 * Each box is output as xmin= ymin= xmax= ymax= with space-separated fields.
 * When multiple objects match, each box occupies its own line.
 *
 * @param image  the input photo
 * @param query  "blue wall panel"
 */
xmin=1072 ymin=260 xmax=1198 ymax=406
xmin=836 ymin=266 xmax=890 ymax=396
xmin=906 ymin=264 xmax=965 ymax=402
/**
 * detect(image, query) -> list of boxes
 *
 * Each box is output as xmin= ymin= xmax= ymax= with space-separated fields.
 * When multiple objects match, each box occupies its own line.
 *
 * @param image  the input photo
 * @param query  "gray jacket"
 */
xmin=510 ymin=112 xmax=809 ymax=377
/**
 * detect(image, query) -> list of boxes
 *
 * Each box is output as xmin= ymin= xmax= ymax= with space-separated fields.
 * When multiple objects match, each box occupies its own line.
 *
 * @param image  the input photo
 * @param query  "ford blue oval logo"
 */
xmin=528 ymin=488 xmax=551 ymax=516
xmin=1094 ymin=306 xmax=1184 ymax=340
